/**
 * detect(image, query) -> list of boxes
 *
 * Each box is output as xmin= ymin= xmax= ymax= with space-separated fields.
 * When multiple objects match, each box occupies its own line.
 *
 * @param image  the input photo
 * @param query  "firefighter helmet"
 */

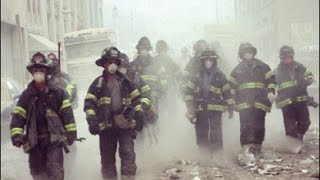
xmin=47 ymin=52 xmax=58 ymax=71
xmin=95 ymin=47 xmax=121 ymax=67
xmin=155 ymin=40 xmax=168 ymax=53
xmin=193 ymin=39 xmax=209 ymax=55
xmin=279 ymin=45 xmax=295 ymax=58
xmin=26 ymin=52 xmax=52 ymax=73
xmin=136 ymin=36 xmax=152 ymax=52
xmin=119 ymin=53 xmax=130 ymax=67
xmin=238 ymin=42 xmax=257 ymax=59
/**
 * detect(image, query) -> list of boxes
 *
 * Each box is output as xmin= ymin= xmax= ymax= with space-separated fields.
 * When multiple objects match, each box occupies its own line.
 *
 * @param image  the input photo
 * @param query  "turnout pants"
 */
xmin=99 ymin=128 xmax=137 ymax=180
xmin=29 ymin=139 xmax=64 ymax=180
xmin=281 ymin=102 xmax=311 ymax=138
xmin=239 ymin=107 xmax=266 ymax=146
xmin=195 ymin=110 xmax=223 ymax=152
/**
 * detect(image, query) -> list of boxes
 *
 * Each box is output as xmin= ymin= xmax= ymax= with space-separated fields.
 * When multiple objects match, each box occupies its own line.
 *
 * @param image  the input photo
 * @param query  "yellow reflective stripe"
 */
xmin=226 ymin=98 xmax=235 ymax=105
xmin=64 ymin=123 xmax=77 ymax=132
xmin=99 ymin=122 xmax=107 ymax=130
xmin=267 ymin=83 xmax=277 ymax=89
xmin=228 ymin=77 xmax=238 ymax=85
xmin=296 ymin=95 xmax=308 ymax=102
xmin=85 ymin=93 xmax=97 ymax=102
xmin=70 ymin=80 xmax=76 ymax=85
xmin=141 ymin=85 xmax=151 ymax=93
xmin=134 ymin=104 xmax=143 ymax=112
xmin=239 ymin=82 xmax=265 ymax=90
xmin=122 ymin=98 xmax=131 ymax=105
xmin=236 ymin=103 xmax=251 ymax=110
xmin=10 ymin=128 xmax=24 ymax=136
xmin=276 ymin=98 xmax=293 ymax=108
xmin=222 ymin=84 xmax=230 ymax=92
xmin=278 ymin=81 xmax=296 ymax=91
xmin=86 ymin=109 xmax=96 ymax=117
xmin=186 ymin=81 xmax=195 ymax=89
xmin=60 ymin=99 xmax=71 ymax=110
xmin=98 ymin=97 xmax=111 ymax=106
xmin=140 ymin=98 xmax=151 ymax=105
xmin=207 ymin=104 xmax=227 ymax=111
xmin=303 ymin=68 xmax=312 ymax=76
xmin=196 ymin=105 xmax=203 ymax=111
xmin=254 ymin=102 xmax=271 ymax=112
xmin=13 ymin=106 xmax=27 ymax=119
xmin=209 ymin=86 xmax=221 ymax=94
xmin=184 ymin=95 xmax=193 ymax=101
xmin=141 ymin=75 xmax=158 ymax=81
xmin=231 ymin=89 xmax=236 ymax=95
xmin=130 ymin=89 xmax=140 ymax=99
xmin=65 ymin=84 xmax=74 ymax=96
xmin=265 ymin=70 xmax=275 ymax=79
xmin=160 ymin=79 xmax=168 ymax=86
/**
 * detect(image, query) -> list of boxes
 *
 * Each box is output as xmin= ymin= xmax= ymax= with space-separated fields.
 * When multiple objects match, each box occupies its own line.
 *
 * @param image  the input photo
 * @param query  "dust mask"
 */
xmin=204 ymin=60 xmax=213 ymax=69
xmin=119 ymin=67 xmax=127 ymax=75
xmin=108 ymin=63 xmax=118 ymax=74
xmin=33 ymin=72 xmax=46 ymax=83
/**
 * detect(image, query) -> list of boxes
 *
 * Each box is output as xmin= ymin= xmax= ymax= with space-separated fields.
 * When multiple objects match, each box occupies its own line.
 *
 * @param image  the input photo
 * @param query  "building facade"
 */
xmin=1 ymin=0 xmax=104 ymax=86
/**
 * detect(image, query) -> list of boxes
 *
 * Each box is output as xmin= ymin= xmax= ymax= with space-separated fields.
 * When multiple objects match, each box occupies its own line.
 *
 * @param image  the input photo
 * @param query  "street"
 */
xmin=1 ymin=89 xmax=319 ymax=180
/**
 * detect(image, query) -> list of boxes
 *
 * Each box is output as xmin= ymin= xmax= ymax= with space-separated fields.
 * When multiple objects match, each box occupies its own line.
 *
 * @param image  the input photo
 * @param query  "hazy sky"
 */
xmin=103 ymin=0 xmax=235 ymax=54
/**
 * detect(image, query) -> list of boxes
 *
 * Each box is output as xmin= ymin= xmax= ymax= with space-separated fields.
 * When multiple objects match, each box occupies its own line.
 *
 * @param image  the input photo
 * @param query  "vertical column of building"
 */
xmin=57 ymin=0 xmax=67 ymax=71
xmin=49 ymin=0 xmax=57 ymax=42
xmin=72 ymin=0 xmax=78 ymax=31
xmin=40 ymin=0 xmax=49 ymax=38
xmin=83 ymin=0 xmax=90 ymax=29
xmin=65 ymin=0 xmax=72 ymax=33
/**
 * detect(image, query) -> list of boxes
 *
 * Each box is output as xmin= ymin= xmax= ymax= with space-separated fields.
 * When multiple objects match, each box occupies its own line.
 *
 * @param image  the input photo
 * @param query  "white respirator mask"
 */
xmin=108 ymin=63 xmax=118 ymax=74
xmin=33 ymin=72 xmax=46 ymax=83
xmin=118 ymin=67 xmax=128 ymax=75
xmin=204 ymin=60 xmax=213 ymax=69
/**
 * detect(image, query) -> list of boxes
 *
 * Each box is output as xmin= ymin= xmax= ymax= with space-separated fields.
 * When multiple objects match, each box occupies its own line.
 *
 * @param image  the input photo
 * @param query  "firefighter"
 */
xmin=184 ymin=49 xmax=234 ymax=156
xmin=128 ymin=36 xmax=165 ymax=145
xmin=269 ymin=45 xmax=313 ymax=150
xmin=10 ymin=52 xmax=77 ymax=180
xmin=181 ymin=40 xmax=209 ymax=97
xmin=84 ymin=47 xmax=141 ymax=180
xmin=229 ymin=43 xmax=276 ymax=160
xmin=47 ymin=52 xmax=78 ymax=109
xmin=118 ymin=52 xmax=151 ymax=131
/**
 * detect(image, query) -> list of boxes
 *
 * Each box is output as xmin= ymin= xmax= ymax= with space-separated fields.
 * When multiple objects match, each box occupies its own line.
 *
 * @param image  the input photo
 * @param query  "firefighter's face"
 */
xmin=31 ymin=67 xmax=48 ymax=75
xmin=282 ymin=55 xmax=293 ymax=64
xmin=103 ymin=59 xmax=119 ymax=74
xmin=243 ymin=52 xmax=253 ymax=61
xmin=139 ymin=49 xmax=149 ymax=56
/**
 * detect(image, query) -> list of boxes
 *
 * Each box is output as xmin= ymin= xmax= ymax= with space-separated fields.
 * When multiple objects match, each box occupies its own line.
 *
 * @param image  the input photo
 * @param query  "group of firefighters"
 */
xmin=9 ymin=36 xmax=316 ymax=180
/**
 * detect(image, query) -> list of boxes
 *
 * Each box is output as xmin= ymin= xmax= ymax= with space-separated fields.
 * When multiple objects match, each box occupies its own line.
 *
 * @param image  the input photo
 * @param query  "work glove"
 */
xmin=11 ymin=134 xmax=24 ymax=148
xmin=88 ymin=120 xmax=100 ymax=135
xmin=134 ymin=111 xmax=144 ymax=131
xmin=267 ymin=92 xmax=276 ymax=104
xmin=66 ymin=132 xmax=77 ymax=145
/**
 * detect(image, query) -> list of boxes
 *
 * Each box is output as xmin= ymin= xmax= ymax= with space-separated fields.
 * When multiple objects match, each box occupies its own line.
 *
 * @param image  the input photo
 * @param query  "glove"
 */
xmin=88 ymin=120 xmax=100 ymax=135
xmin=134 ymin=111 xmax=144 ymax=131
xmin=228 ymin=110 xmax=234 ymax=118
xmin=66 ymin=132 xmax=77 ymax=145
xmin=12 ymin=135 xmax=24 ymax=148
xmin=267 ymin=92 xmax=276 ymax=104
xmin=185 ymin=111 xmax=196 ymax=124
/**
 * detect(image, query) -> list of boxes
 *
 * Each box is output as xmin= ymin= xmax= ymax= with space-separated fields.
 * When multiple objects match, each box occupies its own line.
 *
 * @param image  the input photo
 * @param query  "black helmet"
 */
xmin=95 ymin=47 xmax=121 ymax=67
xmin=136 ymin=36 xmax=152 ymax=52
xmin=119 ymin=53 xmax=129 ymax=67
xmin=193 ymin=39 xmax=209 ymax=55
xmin=238 ymin=42 xmax=257 ymax=59
xmin=279 ymin=45 xmax=295 ymax=58
xmin=156 ymin=40 xmax=168 ymax=53
xmin=26 ymin=52 xmax=52 ymax=73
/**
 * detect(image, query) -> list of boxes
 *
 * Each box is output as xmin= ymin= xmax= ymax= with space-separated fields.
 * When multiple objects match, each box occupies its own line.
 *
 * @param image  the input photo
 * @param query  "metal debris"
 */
xmin=301 ymin=169 xmax=309 ymax=174
xmin=299 ymin=158 xmax=314 ymax=164
xmin=192 ymin=176 xmax=201 ymax=180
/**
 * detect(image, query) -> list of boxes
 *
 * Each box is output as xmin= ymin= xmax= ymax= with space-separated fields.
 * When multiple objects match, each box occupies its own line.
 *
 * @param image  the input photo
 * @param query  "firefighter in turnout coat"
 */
xmin=83 ymin=47 xmax=142 ymax=180
xmin=184 ymin=49 xmax=234 ymax=154
xmin=229 ymin=43 xmax=276 ymax=159
xmin=10 ymin=52 xmax=77 ymax=180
